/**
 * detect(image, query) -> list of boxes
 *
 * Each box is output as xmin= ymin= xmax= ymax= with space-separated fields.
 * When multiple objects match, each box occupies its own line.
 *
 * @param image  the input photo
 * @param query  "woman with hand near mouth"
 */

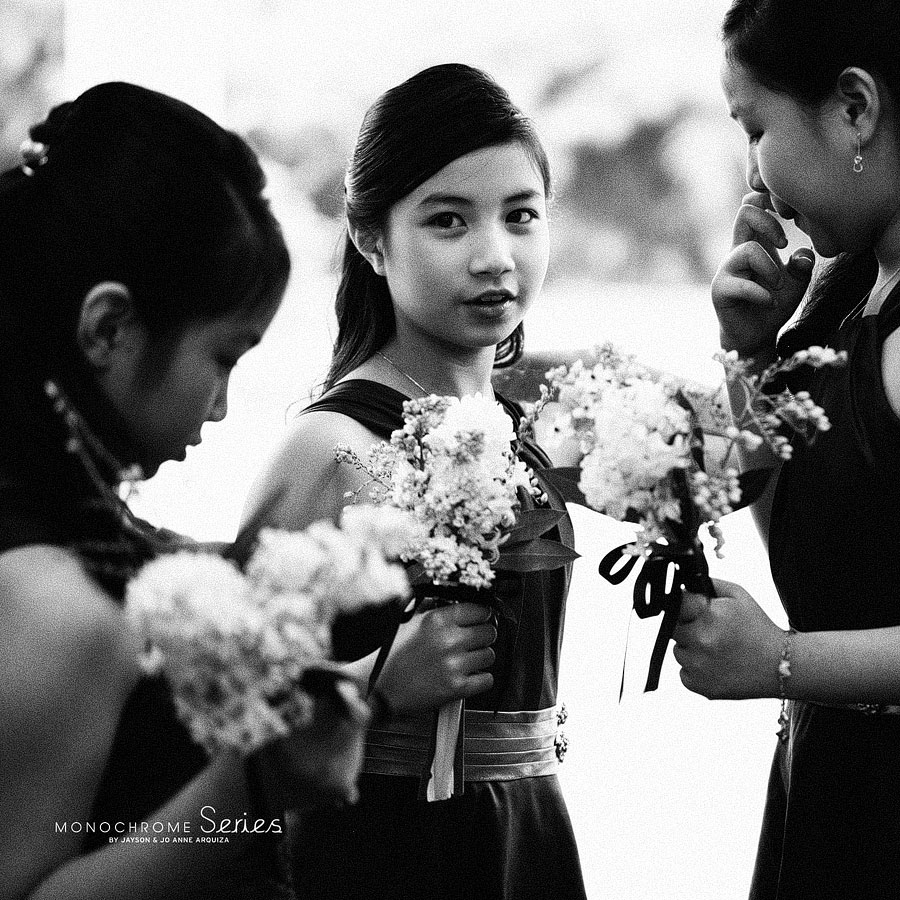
xmin=673 ymin=2 xmax=900 ymax=897
xmin=244 ymin=63 xmax=586 ymax=900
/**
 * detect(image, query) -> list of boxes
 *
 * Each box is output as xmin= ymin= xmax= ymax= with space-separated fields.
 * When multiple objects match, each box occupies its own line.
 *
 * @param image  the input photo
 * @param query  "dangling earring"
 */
xmin=854 ymin=131 xmax=864 ymax=174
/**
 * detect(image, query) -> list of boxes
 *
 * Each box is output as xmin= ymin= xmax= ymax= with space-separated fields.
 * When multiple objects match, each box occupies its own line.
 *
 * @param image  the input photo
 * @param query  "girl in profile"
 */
xmin=245 ymin=63 xmax=586 ymax=900
xmin=674 ymin=2 xmax=900 ymax=896
xmin=0 ymin=81 xmax=366 ymax=900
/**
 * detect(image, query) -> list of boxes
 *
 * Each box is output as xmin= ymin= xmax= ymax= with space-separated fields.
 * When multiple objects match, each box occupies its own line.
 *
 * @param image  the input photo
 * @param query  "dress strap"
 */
xmin=878 ymin=281 xmax=900 ymax=343
xmin=298 ymin=380 xmax=549 ymax=466
xmin=296 ymin=379 xmax=409 ymax=441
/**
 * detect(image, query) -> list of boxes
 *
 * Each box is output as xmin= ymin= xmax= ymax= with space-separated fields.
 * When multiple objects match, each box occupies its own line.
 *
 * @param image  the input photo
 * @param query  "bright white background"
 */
xmin=62 ymin=3 xmax=790 ymax=897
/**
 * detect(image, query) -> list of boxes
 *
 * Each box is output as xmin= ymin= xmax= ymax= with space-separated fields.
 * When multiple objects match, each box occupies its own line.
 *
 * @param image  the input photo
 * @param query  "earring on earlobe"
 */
xmin=854 ymin=131 xmax=864 ymax=173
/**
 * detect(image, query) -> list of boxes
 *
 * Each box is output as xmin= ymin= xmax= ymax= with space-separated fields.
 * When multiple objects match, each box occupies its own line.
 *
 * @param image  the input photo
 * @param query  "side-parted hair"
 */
xmin=723 ymin=0 xmax=898 ymax=352
xmin=324 ymin=63 xmax=551 ymax=391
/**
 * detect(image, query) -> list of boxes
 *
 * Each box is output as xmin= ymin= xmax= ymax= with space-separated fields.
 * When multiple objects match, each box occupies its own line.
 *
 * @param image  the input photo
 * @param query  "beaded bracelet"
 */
xmin=776 ymin=628 xmax=796 ymax=743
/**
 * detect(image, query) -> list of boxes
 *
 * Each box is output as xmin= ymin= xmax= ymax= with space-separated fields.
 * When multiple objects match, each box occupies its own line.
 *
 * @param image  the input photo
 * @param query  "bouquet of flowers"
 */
xmin=535 ymin=342 xmax=846 ymax=692
xmin=336 ymin=392 xmax=577 ymax=799
xmin=125 ymin=505 xmax=418 ymax=756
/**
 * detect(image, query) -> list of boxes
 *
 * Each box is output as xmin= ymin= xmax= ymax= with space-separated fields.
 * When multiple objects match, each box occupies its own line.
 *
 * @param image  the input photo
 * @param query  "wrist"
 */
xmin=777 ymin=627 xmax=797 ymax=700
xmin=719 ymin=332 xmax=778 ymax=365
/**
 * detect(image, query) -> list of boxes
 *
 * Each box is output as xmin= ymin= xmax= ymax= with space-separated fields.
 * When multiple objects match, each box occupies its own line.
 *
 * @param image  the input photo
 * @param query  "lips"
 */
xmin=770 ymin=195 xmax=797 ymax=221
xmin=465 ymin=290 xmax=517 ymax=305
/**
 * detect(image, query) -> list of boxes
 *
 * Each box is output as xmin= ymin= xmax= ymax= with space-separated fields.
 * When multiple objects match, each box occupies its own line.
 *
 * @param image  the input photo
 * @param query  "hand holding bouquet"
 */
xmin=336 ymin=392 xmax=577 ymax=799
xmin=535 ymin=342 xmax=846 ymax=691
xmin=125 ymin=504 xmax=417 ymax=798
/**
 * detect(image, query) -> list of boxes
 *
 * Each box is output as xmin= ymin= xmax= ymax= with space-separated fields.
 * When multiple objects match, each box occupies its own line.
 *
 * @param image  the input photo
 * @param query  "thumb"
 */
xmin=677 ymin=591 xmax=710 ymax=625
xmin=784 ymin=247 xmax=815 ymax=284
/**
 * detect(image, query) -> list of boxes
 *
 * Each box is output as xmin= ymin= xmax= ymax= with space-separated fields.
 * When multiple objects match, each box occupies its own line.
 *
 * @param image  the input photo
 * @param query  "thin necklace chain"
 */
xmin=840 ymin=262 xmax=900 ymax=329
xmin=866 ymin=262 xmax=900 ymax=312
xmin=378 ymin=352 xmax=496 ymax=401
xmin=378 ymin=352 xmax=432 ymax=396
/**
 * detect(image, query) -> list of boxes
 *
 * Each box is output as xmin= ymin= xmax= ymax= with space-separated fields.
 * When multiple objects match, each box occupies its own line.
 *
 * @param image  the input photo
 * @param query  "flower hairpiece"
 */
xmin=20 ymin=138 xmax=48 ymax=177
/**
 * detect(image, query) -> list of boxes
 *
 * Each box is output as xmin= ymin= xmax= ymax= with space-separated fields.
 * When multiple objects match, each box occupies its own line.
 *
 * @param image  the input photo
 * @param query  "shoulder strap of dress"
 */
xmin=879 ymin=281 xmax=900 ymax=342
xmin=495 ymin=390 xmax=553 ymax=469
xmin=296 ymin=379 xmax=409 ymax=441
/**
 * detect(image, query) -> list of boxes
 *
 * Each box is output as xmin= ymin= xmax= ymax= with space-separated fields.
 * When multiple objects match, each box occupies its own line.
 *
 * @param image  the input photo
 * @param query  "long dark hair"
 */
xmin=324 ymin=63 xmax=551 ymax=392
xmin=722 ymin=0 xmax=900 ymax=352
xmin=0 ymin=81 xmax=290 ymax=484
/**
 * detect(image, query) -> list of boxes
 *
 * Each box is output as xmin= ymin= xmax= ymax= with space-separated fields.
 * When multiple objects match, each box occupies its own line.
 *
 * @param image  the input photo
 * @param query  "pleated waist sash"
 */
xmin=363 ymin=706 xmax=564 ymax=782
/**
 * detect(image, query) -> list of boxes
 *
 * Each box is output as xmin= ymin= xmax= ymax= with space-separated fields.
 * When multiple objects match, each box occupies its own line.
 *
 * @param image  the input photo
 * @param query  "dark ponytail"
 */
xmin=778 ymin=252 xmax=878 ymax=355
xmin=323 ymin=63 xmax=549 ymax=392
xmin=328 ymin=236 xmax=396 ymax=389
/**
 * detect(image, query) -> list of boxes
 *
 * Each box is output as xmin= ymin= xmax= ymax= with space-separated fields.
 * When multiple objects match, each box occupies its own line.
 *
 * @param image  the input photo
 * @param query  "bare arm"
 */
xmin=242 ymin=411 xmax=379 ymax=533
xmin=243 ymin=410 xmax=497 ymax=714
xmin=711 ymin=192 xmax=816 ymax=548
xmin=674 ymin=578 xmax=900 ymax=705
xmin=0 ymin=547 xmax=265 ymax=900
xmin=675 ymin=329 xmax=900 ymax=703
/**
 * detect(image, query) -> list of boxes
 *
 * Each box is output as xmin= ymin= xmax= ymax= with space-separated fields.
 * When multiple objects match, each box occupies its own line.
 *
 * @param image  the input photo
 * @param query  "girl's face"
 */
xmin=376 ymin=141 xmax=549 ymax=353
xmin=108 ymin=298 xmax=279 ymax=476
xmin=722 ymin=58 xmax=868 ymax=257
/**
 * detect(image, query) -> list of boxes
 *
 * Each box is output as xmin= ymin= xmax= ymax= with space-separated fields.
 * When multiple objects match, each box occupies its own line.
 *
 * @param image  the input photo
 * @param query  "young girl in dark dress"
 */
xmin=244 ymin=64 xmax=586 ymax=900
xmin=0 ymin=82 xmax=367 ymax=900
xmin=672 ymin=2 xmax=900 ymax=897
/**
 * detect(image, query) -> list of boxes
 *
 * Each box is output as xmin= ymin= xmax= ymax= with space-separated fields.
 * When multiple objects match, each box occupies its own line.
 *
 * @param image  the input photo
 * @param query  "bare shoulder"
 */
xmin=0 ymin=545 xmax=138 ymax=703
xmin=882 ymin=325 xmax=900 ymax=419
xmin=0 ymin=545 xmax=139 ymax=892
xmin=243 ymin=410 xmax=385 ymax=531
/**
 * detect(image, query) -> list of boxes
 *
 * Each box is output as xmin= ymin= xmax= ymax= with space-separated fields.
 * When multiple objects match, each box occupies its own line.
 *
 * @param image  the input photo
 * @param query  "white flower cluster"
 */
xmin=542 ymin=341 xmax=846 ymax=557
xmin=125 ymin=505 xmax=415 ymax=755
xmin=715 ymin=347 xmax=846 ymax=461
xmin=339 ymin=393 xmax=531 ymax=589
xmin=547 ymin=352 xmax=692 ymax=548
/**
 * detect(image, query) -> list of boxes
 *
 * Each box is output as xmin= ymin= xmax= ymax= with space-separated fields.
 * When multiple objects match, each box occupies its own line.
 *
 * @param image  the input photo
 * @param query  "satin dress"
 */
xmin=750 ymin=287 xmax=900 ymax=899
xmin=287 ymin=380 xmax=587 ymax=900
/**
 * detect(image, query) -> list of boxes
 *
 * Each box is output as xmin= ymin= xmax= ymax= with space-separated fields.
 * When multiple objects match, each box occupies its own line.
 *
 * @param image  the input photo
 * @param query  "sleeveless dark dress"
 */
xmin=0 ymin=473 xmax=289 ymax=899
xmin=750 ymin=286 xmax=900 ymax=899
xmin=288 ymin=380 xmax=587 ymax=900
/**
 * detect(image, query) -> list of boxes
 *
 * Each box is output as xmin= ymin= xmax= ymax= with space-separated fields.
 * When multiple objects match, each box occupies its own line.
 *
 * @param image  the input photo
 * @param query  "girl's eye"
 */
xmin=428 ymin=211 xmax=465 ymax=229
xmin=507 ymin=208 xmax=538 ymax=225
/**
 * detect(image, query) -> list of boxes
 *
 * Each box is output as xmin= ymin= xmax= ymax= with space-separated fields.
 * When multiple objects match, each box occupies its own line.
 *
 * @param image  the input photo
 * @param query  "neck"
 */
xmin=874 ymin=196 xmax=900 ymax=289
xmin=378 ymin=331 xmax=496 ymax=399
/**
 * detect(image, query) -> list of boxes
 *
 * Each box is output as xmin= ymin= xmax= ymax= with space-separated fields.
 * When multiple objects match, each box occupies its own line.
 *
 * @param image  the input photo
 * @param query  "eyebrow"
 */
xmin=417 ymin=189 xmax=542 ymax=208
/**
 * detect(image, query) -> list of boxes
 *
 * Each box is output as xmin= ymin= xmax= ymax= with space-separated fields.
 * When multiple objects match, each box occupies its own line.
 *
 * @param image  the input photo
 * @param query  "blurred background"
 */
xmin=3 ymin=1 xmax=794 ymax=896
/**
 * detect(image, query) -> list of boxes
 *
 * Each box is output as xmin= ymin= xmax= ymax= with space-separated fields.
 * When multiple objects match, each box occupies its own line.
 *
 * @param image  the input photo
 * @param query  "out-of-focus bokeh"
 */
xmin=5 ymin=3 xmax=792 ymax=897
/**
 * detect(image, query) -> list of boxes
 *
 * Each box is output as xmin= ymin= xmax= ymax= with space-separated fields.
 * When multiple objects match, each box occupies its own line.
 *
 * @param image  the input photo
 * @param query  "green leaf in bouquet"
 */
xmin=532 ymin=467 xmax=588 ymax=507
xmin=498 ymin=538 xmax=580 ymax=572
xmin=504 ymin=507 xmax=567 ymax=543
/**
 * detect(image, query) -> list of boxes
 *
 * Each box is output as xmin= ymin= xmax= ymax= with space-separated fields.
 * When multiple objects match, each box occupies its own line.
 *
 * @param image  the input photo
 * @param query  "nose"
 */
xmin=746 ymin=145 xmax=767 ymax=193
xmin=469 ymin=223 xmax=514 ymax=278
xmin=208 ymin=376 xmax=229 ymax=423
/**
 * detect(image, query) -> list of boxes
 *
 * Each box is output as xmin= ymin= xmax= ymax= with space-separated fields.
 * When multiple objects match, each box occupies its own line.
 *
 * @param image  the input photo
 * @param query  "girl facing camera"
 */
xmin=244 ymin=64 xmax=587 ymax=900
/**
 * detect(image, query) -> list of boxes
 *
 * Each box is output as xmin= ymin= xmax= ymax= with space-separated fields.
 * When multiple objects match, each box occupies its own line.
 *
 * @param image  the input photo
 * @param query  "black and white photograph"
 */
xmin=2 ymin=1 xmax=899 ymax=897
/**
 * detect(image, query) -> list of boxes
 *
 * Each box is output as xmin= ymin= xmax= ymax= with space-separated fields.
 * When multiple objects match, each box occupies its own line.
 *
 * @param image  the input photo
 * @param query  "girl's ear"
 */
xmin=76 ymin=281 xmax=136 ymax=368
xmin=349 ymin=225 xmax=387 ymax=277
xmin=836 ymin=66 xmax=881 ymax=144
